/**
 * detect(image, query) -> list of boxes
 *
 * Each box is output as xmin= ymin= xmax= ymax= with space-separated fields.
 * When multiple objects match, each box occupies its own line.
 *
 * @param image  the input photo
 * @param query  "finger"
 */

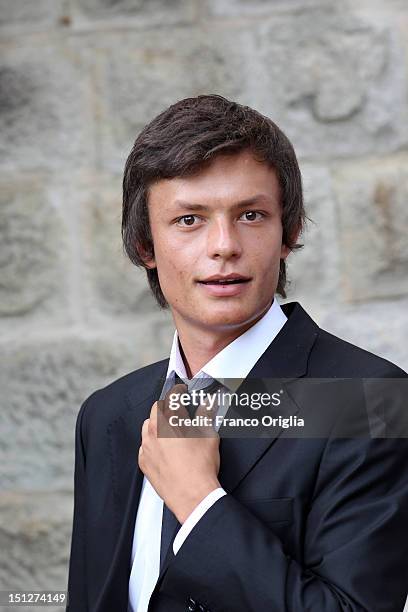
xmin=155 ymin=399 xmax=166 ymax=416
xmin=156 ymin=399 xmax=174 ymax=436
xmin=164 ymin=383 xmax=190 ymax=417
xmin=149 ymin=402 xmax=161 ymax=436
xmin=195 ymin=399 xmax=210 ymax=418
xmin=165 ymin=382 xmax=188 ymax=399
xmin=197 ymin=392 xmax=223 ymax=436
xmin=137 ymin=445 xmax=144 ymax=471
xmin=163 ymin=383 xmax=188 ymax=411
xmin=150 ymin=401 xmax=159 ymax=419
xmin=141 ymin=418 xmax=149 ymax=438
xmin=195 ymin=393 xmax=218 ymax=418
xmin=148 ymin=416 xmax=157 ymax=436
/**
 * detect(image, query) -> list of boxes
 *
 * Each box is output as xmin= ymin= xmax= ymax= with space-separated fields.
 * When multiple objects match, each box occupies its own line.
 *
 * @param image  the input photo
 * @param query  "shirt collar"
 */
xmin=166 ymin=297 xmax=287 ymax=389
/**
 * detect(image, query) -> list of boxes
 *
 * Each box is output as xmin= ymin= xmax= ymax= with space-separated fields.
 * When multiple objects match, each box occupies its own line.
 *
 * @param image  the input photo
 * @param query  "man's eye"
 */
xmin=241 ymin=211 xmax=264 ymax=222
xmin=176 ymin=215 xmax=200 ymax=226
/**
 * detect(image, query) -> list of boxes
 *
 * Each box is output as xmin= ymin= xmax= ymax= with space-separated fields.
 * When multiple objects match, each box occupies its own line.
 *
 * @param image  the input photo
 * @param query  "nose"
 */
xmin=206 ymin=217 xmax=242 ymax=261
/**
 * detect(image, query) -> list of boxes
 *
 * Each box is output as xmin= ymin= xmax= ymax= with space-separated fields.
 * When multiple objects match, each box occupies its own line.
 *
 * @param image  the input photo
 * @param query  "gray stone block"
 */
xmin=356 ymin=0 xmax=408 ymax=11
xmin=0 ymin=0 xmax=67 ymax=28
xmin=71 ymin=0 xmax=195 ymax=28
xmin=0 ymin=336 xmax=145 ymax=489
xmin=204 ymin=0 xmax=325 ymax=17
xmin=0 ymin=490 xmax=72 ymax=611
xmin=333 ymin=158 xmax=408 ymax=302
xmin=93 ymin=27 xmax=250 ymax=171
xmin=245 ymin=8 xmax=407 ymax=158
xmin=0 ymin=41 xmax=94 ymax=172
xmin=285 ymin=165 xmax=341 ymax=304
xmin=80 ymin=175 xmax=158 ymax=316
xmin=0 ymin=180 xmax=67 ymax=317
xmin=317 ymin=299 xmax=408 ymax=373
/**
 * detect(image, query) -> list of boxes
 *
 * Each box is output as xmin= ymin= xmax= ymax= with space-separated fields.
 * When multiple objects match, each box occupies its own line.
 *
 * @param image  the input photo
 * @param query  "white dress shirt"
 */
xmin=128 ymin=298 xmax=288 ymax=612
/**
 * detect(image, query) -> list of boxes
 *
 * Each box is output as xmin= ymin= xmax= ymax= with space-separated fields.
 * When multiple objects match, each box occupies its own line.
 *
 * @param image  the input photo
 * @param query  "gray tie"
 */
xmin=159 ymin=373 xmax=221 ymax=571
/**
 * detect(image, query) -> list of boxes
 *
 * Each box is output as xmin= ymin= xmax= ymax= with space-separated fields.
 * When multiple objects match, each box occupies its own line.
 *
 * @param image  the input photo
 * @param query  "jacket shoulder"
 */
xmin=78 ymin=358 xmax=169 ymax=430
xmin=310 ymin=327 xmax=407 ymax=378
xmin=89 ymin=358 xmax=168 ymax=399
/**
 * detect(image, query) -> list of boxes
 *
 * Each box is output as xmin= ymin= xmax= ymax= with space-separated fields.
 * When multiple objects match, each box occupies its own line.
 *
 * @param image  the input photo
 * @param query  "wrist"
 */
xmin=171 ymin=479 xmax=221 ymax=524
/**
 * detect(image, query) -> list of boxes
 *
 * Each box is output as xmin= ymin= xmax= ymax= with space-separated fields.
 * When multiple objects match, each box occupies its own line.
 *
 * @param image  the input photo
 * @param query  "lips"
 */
xmin=198 ymin=274 xmax=251 ymax=285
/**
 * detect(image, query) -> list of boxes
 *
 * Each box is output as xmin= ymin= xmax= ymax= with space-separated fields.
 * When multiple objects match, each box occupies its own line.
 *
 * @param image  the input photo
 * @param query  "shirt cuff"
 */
xmin=172 ymin=487 xmax=227 ymax=555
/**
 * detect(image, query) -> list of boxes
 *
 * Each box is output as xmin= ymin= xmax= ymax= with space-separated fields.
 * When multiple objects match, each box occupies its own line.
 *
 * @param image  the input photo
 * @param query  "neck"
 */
xmin=174 ymin=302 xmax=273 ymax=378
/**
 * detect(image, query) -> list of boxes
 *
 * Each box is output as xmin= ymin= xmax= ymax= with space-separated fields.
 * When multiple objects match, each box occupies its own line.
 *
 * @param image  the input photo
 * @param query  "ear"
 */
xmin=280 ymin=243 xmax=291 ymax=260
xmin=137 ymin=242 xmax=157 ymax=269
xmin=280 ymin=224 xmax=301 ymax=260
xmin=144 ymin=258 xmax=157 ymax=270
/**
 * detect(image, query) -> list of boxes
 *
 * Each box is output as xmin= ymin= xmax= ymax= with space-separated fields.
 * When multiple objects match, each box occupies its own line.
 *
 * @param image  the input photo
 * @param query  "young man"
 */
xmin=67 ymin=95 xmax=408 ymax=611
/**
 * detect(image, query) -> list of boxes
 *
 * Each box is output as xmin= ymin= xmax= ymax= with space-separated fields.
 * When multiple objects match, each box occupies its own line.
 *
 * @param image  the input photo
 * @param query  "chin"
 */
xmin=202 ymin=306 xmax=256 ymax=329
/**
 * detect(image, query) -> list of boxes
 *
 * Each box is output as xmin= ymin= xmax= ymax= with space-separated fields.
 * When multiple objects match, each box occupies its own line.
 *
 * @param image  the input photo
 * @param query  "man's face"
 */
xmin=144 ymin=149 xmax=292 ymax=334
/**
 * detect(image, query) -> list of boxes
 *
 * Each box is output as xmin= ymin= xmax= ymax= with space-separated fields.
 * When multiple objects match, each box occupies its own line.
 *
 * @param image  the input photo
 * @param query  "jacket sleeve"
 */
xmin=158 ymin=434 xmax=408 ymax=612
xmin=66 ymin=399 xmax=90 ymax=612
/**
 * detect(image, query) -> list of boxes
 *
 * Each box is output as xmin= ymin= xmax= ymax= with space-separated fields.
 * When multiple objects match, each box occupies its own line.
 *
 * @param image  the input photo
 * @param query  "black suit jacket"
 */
xmin=67 ymin=302 xmax=408 ymax=611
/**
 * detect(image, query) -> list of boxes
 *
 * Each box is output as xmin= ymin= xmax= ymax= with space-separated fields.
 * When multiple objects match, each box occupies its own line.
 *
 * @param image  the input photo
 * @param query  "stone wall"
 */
xmin=1 ymin=0 xmax=407 ymax=609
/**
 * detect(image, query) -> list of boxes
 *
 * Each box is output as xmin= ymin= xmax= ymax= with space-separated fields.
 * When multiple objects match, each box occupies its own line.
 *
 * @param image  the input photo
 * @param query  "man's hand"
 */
xmin=138 ymin=383 xmax=221 ymax=524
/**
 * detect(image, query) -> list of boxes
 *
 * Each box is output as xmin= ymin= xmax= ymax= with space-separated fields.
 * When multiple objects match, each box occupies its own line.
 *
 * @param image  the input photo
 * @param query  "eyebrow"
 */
xmin=172 ymin=194 xmax=276 ymax=212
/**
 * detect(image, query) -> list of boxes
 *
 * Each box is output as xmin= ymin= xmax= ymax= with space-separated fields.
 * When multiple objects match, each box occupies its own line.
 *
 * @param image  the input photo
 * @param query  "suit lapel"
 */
xmin=217 ymin=302 xmax=319 ymax=493
xmin=217 ymin=381 xmax=300 ymax=493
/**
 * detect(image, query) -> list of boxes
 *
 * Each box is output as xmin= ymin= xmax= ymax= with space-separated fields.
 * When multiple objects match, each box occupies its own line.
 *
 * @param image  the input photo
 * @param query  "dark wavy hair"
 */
xmin=122 ymin=94 xmax=305 ymax=308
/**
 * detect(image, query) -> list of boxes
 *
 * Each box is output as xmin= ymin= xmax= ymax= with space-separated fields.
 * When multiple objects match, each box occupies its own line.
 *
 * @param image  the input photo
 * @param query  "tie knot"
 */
xmin=173 ymin=373 xmax=223 ymax=417
xmin=174 ymin=373 xmax=221 ymax=393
